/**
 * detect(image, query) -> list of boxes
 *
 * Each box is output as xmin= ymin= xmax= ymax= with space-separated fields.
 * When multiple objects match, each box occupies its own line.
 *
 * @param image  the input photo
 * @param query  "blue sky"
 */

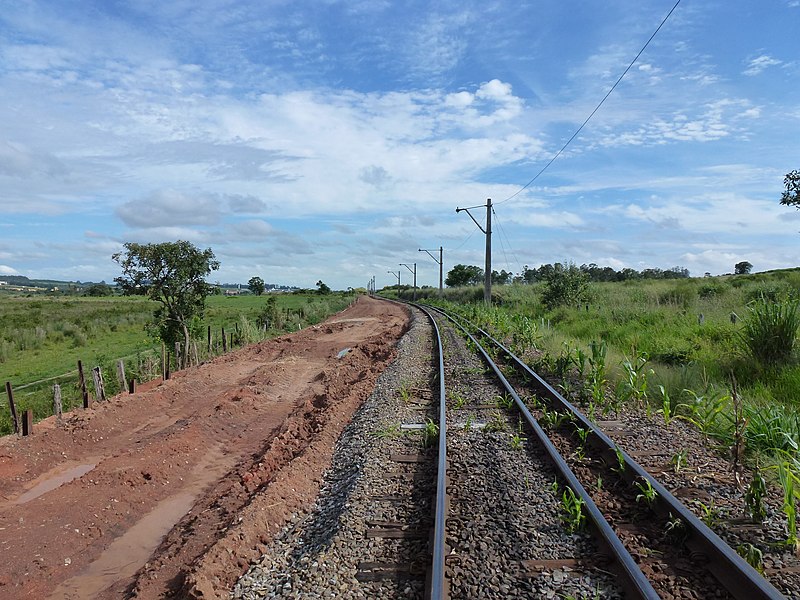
xmin=0 ymin=0 xmax=798 ymax=290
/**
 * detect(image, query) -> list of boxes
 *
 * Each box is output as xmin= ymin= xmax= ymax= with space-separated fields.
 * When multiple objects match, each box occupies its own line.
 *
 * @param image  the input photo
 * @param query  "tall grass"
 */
xmin=740 ymin=296 xmax=800 ymax=367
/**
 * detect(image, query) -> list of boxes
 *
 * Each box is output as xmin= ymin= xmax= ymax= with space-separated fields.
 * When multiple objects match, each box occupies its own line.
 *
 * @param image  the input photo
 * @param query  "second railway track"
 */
xmin=233 ymin=301 xmax=787 ymax=600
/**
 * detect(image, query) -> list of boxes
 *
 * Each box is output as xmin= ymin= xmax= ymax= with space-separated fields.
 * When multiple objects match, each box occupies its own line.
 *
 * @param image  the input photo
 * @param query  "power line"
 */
xmin=497 ymin=0 xmax=681 ymax=205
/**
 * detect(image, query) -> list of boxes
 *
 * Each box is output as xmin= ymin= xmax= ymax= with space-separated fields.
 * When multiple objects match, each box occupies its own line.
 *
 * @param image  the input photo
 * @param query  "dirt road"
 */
xmin=0 ymin=296 xmax=409 ymax=599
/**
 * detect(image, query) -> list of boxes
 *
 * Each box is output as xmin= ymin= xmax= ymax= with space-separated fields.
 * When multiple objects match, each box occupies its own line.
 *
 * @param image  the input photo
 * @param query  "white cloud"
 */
xmin=116 ymin=190 xmax=224 ymax=228
xmin=0 ymin=265 xmax=20 ymax=275
xmin=743 ymin=54 xmax=782 ymax=76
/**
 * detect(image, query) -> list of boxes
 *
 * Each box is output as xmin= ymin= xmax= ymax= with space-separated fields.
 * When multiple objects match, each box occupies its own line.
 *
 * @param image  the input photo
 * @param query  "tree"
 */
xmin=84 ymin=283 xmax=113 ymax=297
xmin=113 ymin=241 xmax=220 ymax=350
xmin=540 ymin=262 xmax=590 ymax=310
xmin=445 ymin=264 xmax=484 ymax=287
xmin=491 ymin=269 xmax=512 ymax=285
xmin=316 ymin=280 xmax=331 ymax=295
xmin=248 ymin=276 xmax=266 ymax=295
xmin=735 ymin=261 xmax=753 ymax=275
xmin=780 ymin=170 xmax=800 ymax=208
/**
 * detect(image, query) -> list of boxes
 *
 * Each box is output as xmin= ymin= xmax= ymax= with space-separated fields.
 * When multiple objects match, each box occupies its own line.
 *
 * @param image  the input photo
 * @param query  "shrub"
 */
xmin=541 ymin=263 xmax=590 ymax=310
xmin=740 ymin=296 xmax=800 ymax=367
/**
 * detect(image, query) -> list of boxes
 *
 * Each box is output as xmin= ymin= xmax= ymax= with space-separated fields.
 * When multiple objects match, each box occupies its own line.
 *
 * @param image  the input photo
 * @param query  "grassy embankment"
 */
xmin=396 ymin=269 xmax=800 ymax=459
xmin=0 ymin=292 xmax=353 ymax=435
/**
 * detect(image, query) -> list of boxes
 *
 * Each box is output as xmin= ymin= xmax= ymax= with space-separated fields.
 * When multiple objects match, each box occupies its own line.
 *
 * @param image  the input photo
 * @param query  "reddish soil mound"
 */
xmin=0 ymin=296 xmax=409 ymax=599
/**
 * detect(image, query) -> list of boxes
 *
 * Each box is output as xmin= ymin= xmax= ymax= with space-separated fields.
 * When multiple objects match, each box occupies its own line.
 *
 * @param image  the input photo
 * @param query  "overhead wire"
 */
xmin=496 ymin=0 xmax=682 ymax=206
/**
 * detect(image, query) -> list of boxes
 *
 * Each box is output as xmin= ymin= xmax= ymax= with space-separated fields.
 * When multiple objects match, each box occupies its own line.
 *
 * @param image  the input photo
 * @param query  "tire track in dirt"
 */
xmin=0 ymin=296 xmax=409 ymax=600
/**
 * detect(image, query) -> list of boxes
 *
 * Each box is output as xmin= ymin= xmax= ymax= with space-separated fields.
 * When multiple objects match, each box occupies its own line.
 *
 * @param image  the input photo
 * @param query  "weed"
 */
xmin=596 ymin=476 xmax=603 ymax=491
xmin=664 ymin=513 xmax=688 ymax=544
xmin=449 ymin=390 xmax=468 ymax=409
xmin=745 ymin=469 xmax=768 ymax=523
xmin=635 ymin=478 xmax=658 ymax=507
xmin=574 ymin=426 xmax=590 ymax=447
xmin=694 ymin=500 xmax=722 ymax=527
xmin=422 ymin=419 xmax=439 ymax=448
xmin=495 ymin=393 xmax=515 ymax=410
xmin=680 ymin=389 xmax=730 ymax=437
xmin=619 ymin=351 xmax=654 ymax=408
xmin=464 ymin=414 xmax=474 ymax=431
xmin=740 ymin=295 xmax=800 ymax=367
xmin=398 ymin=381 xmax=412 ymax=403
xmin=510 ymin=432 xmax=527 ymax=450
xmin=484 ymin=410 xmax=507 ymax=432
xmin=560 ymin=486 xmax=586 ymax=533
xmin=370 ymin=424 xmax=403 ymax=439
xmin=736 ymin=543 xmax=764 ymax=574
xmin=550 ymin=479 xmax=560 ymax=495
xmin=611 ymin=444 xmax=626 ymax=475
xmin=657 ymin=385 xmax=673 ymax=426
xmin=777 ymin=461 xmax=799 ymax=549
xmin=670 ymin=448 xmax=688 ymax=474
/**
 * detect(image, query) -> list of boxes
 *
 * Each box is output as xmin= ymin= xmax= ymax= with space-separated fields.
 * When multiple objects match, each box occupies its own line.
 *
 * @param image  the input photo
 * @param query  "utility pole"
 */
xmin=400 ymin=263 xmax=417 ymax=301
xmin=387 ymin=270 xmax=400 ymax=287
xmin=455 ymin=198 xmax=492 ymax=305
xmin=419 ymin=246 xmax=443 ymax=297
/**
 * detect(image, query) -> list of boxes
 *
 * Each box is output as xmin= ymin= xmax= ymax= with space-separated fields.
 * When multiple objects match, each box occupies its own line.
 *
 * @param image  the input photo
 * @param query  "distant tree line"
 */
xmin=445 ymin=262 xmax=691 ymax=287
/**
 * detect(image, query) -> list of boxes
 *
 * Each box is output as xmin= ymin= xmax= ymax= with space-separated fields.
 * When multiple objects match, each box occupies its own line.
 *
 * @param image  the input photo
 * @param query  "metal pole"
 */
xmin=439 ymin=246 xmax=443 ymax=296
xmin=485 ymin=199 xmax=492 ymax=305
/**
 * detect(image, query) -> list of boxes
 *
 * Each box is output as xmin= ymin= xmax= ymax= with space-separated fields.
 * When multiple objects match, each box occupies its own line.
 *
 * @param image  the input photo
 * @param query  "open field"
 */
xmin=0 ymin=292 xmax=354 ymax=435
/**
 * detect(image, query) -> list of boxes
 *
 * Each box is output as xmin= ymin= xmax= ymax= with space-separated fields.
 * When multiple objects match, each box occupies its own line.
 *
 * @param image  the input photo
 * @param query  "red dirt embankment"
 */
xmin=0 ymin=296 xmax=409 ymax=599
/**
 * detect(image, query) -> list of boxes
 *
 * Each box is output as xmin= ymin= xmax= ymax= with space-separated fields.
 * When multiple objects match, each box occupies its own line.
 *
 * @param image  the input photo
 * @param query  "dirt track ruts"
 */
xmin=0 ymin=295 xmax=409 ymax=600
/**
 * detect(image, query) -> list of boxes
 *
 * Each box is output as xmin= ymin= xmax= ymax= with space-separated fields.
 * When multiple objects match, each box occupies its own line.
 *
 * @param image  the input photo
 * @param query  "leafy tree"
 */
xmin=84 ymin=283 xmax=113 ymax=297
xmin=540 ymin=262 xmax=590 ymax=310
xmin=248 ymin=276 xmax=266 ymax=295
xmin=780 ymin=170 xmax=800 ymax=209
xmin=113 ymin=241 xmax=220 ymax=349
xmin=735 ymin=261 xmax=753 ymax=275
xmin=491 ymin=269 xmax=512 ymax=285
xmin=316 ymin=280 xmax=331 ymax=295
xmin=445 ymin=264 xmax=484 ymax=287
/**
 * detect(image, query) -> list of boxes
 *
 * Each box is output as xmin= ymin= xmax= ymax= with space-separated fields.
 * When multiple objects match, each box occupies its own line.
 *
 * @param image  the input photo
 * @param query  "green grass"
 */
xmin=0 ymin=291 xmax=354 ymax=435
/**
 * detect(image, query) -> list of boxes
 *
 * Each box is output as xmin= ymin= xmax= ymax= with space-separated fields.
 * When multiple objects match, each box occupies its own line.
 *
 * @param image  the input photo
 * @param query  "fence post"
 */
xmin=222 ymin=327 xmax=227 ymax=352
xmin=192 ymin=341 xmax=199 ymax=366
xmin=5 ymin=381 xmax=19 ymax=434
xmin=128 ymin=378 xmax=136 ymax=394
xmin=22 ymin=409 xmax=33 ymax=436
xmin=91 ymin=367 xmax=106 ymax=402
xmin=116 ymin=360 xmax=127 ymax=391
xmin=77 ymin=360 xmax=90 ymax=408
xmin=161 ymin=343 xmax=169 ymax=381
xmin=207 ymin=325 xmax=212 ymax=356
xmin=53 ymin=384 xmax=63 ymax=423
xmin=174 ymin=342 xmax=181 ymax=370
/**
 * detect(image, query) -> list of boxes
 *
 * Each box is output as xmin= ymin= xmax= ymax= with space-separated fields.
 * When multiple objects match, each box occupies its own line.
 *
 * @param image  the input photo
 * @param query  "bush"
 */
xmin=541 ymin=263 xmax=590 ymax=310
xmin=740 ymin=296 xmax=800 ymax=367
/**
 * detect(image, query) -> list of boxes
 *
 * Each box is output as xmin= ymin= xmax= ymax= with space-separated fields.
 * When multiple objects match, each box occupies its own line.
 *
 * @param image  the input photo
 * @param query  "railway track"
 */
xmin=423 ymin=303 xmax=785 ymax=600
xmin=232 ymin=301 xmax=787 ymax=599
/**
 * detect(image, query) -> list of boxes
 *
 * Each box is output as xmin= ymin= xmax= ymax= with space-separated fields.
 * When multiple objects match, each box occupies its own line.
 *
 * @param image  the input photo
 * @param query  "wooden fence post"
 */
xmin=53 ymin=384 xmax=63 ymax=423
xmin=77 ymin=360 xmax=90 ymax=408
xmin=207 ymin=325 xmax=212 ymax=356
xmin=161 ymin=343 xmax=169 ymax=381
xmin=174 ymin=342 xmax=181 ymax=370
xmin=128 ymin=379 xmax=136 ymax=394
xmin=91 ymin=367 xmax=106 ymax=402
xmin=230 ymin=331 xmax=234 ymax=349
xmin=5 ymin=381 xmax=19 ymax=434
xmin=116 ymin=360 xmax=127 ymax=391
xmin=192 ymin=341 xmax=199 ymax=366
xmin=222 ymin=327 xmax=227 ymax=352
xmin=22 ymin=409 xmax=33 ymax=436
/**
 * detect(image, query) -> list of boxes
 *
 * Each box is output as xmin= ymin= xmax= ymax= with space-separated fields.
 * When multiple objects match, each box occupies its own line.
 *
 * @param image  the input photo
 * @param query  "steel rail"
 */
xmin=411 ymin=303 xmax=448 ymax=600
xmin=454 ymin=311 xmax=786 ymax=600
xmin=427 ymin=305 xmax=660 ymax=600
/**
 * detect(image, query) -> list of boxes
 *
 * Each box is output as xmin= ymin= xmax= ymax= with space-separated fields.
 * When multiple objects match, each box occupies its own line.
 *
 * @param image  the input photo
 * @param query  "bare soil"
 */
xmin=0 ymin=296 xmax=409 ymax=599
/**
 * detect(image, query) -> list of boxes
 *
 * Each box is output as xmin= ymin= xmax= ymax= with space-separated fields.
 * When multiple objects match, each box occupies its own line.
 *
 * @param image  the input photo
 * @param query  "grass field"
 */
xmin=0 ymin=291 xmax=354 ymax=435
xmin=393 ymin=268 xmax=800 ymax=467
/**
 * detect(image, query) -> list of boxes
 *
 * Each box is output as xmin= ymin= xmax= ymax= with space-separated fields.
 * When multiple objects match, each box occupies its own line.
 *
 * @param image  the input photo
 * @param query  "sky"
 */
xmin=0 ymin=0 xmax=798 ymax=290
